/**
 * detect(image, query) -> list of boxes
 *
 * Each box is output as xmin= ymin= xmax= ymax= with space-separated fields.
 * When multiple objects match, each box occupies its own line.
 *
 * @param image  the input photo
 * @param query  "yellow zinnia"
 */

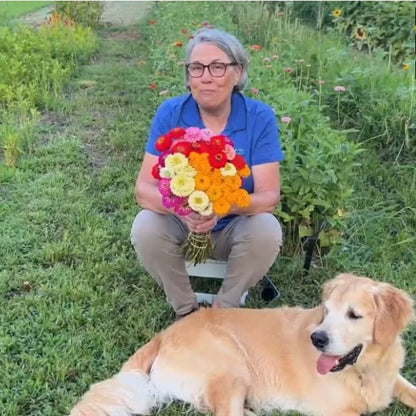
xmin=188 ymin=190 xmax=209 ymax=213
xmin=170 ymin=174 xmax=195 ymax=197
xmin=220 ymin=163 xmax=237 ymax=177
xmin=165 ymin=153 xmax=188 ymax=173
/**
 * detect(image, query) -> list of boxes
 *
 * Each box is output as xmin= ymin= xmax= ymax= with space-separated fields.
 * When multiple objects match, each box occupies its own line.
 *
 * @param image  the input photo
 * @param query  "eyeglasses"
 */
xmin=186 ymin=62 xmax=239 ymax=78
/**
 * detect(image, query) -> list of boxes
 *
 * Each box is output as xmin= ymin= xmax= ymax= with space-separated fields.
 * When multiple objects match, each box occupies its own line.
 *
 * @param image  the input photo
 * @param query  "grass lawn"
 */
xmin=0 ymin=1 xmax=51 ymax=19
xmin=1 ymin=2 xmax=415 ymax=416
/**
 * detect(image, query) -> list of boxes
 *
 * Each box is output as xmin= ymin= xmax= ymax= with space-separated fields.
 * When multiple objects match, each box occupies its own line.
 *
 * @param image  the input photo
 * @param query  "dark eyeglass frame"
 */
xmin=185 ymin=62 xmax=239 ymax=78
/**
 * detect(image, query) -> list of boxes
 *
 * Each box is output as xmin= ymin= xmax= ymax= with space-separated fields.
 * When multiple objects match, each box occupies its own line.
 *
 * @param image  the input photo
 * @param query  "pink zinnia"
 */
xmin=281 ymin=116 xmax=291 ymax=124
xmin=158 ymin=178 xmax=172 ymax=197
xmin=224 ymin=144 xmax=236 ymax=160
xmin=184 ymin=127 xmax=205 ymax=143
xmin=158 ymin=151 xmax=171 ymax=167
xmin=162 ymin=195 xmax=182 ymax=209
xmin=251 ymin=88 xmax=259 ymax=94
xmin=174 ymin=198 xmax=193 ymax=216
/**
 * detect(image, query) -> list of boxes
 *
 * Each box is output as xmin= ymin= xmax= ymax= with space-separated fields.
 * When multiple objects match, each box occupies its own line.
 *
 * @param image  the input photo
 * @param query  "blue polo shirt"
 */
xmin=146 ymin=92 xmax=284 ymax=230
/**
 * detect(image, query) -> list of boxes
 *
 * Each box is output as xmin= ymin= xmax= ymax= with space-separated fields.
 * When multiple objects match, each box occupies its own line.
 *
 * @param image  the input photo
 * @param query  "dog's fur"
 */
xmin=70 ymin=273 xmax=416 ymax=416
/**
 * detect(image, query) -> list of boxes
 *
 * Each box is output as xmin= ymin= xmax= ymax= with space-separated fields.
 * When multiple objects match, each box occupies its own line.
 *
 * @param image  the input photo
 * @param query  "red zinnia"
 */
xmin=155 ymin=135 xmax=172 ymax=152
xmin=209 ymin=135 xmax=226 ymax=150
xmin=168 ymin=127 xmax=186 ymax=139
xmin=209 ymin=151 xmax=227 ymax=168
xmin=230 ymin=154 xmax=246 ymax=170
xmin=151 ymin=163 xmax=161 ymax=179
xmin=171 ymin=141 xmax=192 ymax=156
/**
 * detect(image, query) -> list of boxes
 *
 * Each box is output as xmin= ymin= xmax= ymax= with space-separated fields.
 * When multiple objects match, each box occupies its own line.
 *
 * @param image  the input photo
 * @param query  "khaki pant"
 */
xmin=130 ymin=210 xmax=283 ymax=315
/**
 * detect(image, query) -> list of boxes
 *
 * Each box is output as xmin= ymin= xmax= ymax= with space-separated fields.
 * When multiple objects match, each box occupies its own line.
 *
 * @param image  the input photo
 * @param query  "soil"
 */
xmin=20 ymin=1 xmax=150 ymax=27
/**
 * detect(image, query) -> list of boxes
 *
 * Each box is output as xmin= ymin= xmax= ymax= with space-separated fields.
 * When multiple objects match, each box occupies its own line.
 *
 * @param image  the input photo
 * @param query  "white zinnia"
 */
xmin=188 ymin=190 xmax=209 ymax=212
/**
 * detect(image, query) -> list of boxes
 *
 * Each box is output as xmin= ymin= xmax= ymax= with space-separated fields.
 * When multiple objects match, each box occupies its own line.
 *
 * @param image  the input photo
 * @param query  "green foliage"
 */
xmin=54 ymin=1 xmax=104 ymax=30
xmin=0 ymin=20 xmax=98 ymax=164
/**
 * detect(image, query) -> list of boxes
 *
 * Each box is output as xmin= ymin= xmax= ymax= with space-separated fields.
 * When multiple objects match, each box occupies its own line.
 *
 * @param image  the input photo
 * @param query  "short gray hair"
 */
xmin=184 ymin=28 xmax=249 ymax=92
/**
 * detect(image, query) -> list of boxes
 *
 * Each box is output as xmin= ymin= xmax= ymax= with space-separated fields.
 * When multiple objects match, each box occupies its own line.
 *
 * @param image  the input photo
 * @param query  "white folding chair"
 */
xmin=185 ymin=258 xmax=248 ymax=305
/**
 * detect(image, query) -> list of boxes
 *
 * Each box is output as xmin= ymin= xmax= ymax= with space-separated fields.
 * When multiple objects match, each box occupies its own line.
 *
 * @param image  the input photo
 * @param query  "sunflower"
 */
xmin=332 ymin=9 xmax=341 ymax=18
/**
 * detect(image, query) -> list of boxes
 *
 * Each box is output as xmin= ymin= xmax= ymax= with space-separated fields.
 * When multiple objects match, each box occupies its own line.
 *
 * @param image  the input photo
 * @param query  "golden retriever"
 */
xmin=70 ymin=273 xmax=416 ymax=416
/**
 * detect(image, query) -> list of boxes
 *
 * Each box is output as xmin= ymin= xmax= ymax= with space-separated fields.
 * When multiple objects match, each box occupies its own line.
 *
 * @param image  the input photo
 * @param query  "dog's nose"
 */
xmin=311 ymin=331 xmax=329 ymax=350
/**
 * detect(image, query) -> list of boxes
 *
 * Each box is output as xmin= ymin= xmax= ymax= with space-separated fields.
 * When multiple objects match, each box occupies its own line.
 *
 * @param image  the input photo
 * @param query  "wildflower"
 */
xmin=403 ymin=63 xmax=410 ymax=71
xmin=149 ymin=20 xmax=156 ymax=25
xmin=318 ymin=80 xmax=325 ymax=85
xmin=148 ymin=83 xmax=157 ymax=90
xmin=284 ymin=67 xmax=293 ymax=73
xmin=281 ymin=116 xmax=291 ymax=124
xmin=181 ymin=28 xmax=189 ymax=34
xmin=174 ymin=41 xmax=183 ymax=47
xmin=272 ymin=55 xmax=279 ymax=60
xmin=332 ymin=9 xmax=341 ymax=18
xmin=251 ymin=88 xmax=259 ymax=95
xmin=250 ymin=44 xmax=262 ymax=51
xmin=263 ymin=57 xmax=271 ymax=63
xmin=334 ymin=86 xmax=346 ymax=93
xmin=355 ymin=27 xmax=366 ymax=40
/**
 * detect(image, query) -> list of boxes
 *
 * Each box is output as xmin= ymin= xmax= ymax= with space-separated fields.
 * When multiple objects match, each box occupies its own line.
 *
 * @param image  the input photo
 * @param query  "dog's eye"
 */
xmin=347 ymin=309 xmax=362 ymax=320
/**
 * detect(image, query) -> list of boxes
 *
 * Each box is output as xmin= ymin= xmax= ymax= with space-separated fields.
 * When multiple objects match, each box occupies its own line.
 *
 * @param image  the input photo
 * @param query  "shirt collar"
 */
xmin=181 ymin=92 xmax=247 ymax=134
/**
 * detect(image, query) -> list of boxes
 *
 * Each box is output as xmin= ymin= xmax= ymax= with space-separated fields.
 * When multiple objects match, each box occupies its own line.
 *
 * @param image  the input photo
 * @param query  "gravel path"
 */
xmin=20 ymin=1 xmax=150 ymax=27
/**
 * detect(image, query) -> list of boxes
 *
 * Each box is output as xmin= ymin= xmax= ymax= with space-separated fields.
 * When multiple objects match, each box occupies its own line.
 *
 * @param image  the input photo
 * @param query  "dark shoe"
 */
xmin=260 ymin=276 xmax=280 ymax=303
xmin=175 ymin=306 xmax=199 ymax=321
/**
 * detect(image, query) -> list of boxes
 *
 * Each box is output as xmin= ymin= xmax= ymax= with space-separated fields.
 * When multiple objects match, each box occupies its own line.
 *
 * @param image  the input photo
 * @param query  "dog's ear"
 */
xmin=373 ymin=284 xmax=414 ymax=345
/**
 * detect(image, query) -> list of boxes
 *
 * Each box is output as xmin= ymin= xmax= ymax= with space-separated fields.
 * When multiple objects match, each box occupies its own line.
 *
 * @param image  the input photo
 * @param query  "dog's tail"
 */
xmin=70 ymin=335 xmax=162 ymax=416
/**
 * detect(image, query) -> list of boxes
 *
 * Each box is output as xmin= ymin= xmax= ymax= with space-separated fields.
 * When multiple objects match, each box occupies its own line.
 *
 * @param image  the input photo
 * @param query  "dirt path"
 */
xmin=20 ymin=1 xmax=150 ymax=26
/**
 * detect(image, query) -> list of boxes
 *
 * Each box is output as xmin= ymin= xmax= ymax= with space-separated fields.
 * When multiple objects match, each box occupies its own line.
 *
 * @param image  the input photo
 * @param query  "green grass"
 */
xmin=0 ymin=1 xmax=51 ymax=20
xmin=1 ymin=2 xmax=415 ymax=416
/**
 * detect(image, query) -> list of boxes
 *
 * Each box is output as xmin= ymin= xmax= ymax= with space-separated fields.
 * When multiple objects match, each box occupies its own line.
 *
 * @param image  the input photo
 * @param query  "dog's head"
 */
xmin=311 ymin=273 xmax=414 ymax=375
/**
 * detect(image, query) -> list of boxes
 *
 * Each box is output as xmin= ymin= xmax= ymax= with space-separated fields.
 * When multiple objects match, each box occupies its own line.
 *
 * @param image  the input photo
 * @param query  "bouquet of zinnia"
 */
xmin=151 ymin=126 xmax=251 ymax=265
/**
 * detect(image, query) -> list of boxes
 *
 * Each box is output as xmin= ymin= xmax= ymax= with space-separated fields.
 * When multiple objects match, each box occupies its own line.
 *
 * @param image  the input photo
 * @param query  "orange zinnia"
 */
xmin=206 ymin=185 xmax=223 ymax=202
xmin=194 ymin=174 xmax=211 ymax=191
xmin=213 ymin=199 xmax=231 ymax=216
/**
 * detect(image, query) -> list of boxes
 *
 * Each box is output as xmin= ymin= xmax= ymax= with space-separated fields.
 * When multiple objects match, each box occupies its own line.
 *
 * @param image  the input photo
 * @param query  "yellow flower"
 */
xmin=220 ymin=163 xmax=237 ymax=177
xmin=170 ymin=174 xmax=195 ymax=197
xmin=199 ymin=202 xmax=213 ymax=216
xmin=182 ymin=165 xmax=197 ymax=177
xmin=403 ymin=63 xmax=410 ymax=71
xmin=188 ymin=190 xmax=210 ymax=212
xmin=159 ymin=167 xmax=172 ymax=178
xmin=165 ymin=153 xmax=188 ymax=173
xmin=413 ymin=25 xmax=416 ymax=31
xmin=332 ymin=9 xmax=341 ymax=18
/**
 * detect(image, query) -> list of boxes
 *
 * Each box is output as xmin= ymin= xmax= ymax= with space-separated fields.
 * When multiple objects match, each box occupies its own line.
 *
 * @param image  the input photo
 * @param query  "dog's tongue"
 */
xmin=317 ymin=354 xmax=340 ymax=375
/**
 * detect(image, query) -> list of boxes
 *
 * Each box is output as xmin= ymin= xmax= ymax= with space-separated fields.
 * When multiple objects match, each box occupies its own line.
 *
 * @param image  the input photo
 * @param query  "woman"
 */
xmin=131 ymin=28 xmax=283 ymax=320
